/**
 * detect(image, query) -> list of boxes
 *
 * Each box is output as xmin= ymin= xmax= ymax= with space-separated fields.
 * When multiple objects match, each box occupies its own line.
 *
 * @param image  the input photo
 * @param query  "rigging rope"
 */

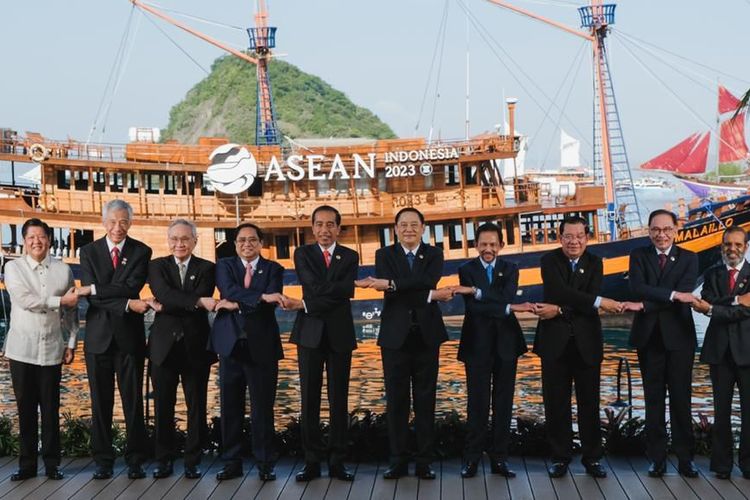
xmin=415 ymin=0 xmax=450 ymax=134
xmin=142 ymin=10 xmax=211 ymax=75
xmin=143 ymin=1 xmax=246 ymax=31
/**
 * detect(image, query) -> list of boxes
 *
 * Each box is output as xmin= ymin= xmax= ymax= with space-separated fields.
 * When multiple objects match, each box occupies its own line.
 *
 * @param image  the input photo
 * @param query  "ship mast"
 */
xmin=484 ymin=0 xmax=642 ymax=238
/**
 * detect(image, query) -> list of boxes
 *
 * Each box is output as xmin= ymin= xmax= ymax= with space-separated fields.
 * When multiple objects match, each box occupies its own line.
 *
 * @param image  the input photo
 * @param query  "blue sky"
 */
xmin=1 ymin=0 xmax=747 ymax=168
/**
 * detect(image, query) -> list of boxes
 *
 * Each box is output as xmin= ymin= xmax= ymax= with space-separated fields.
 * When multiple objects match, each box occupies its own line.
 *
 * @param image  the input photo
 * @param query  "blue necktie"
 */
xmin=486 ymin=264 xmax=494 ymax=285
xmin=407 ymin=251 xmax=415 ymax=270
xmin=571 ymin=260 xmax=577 ymax=273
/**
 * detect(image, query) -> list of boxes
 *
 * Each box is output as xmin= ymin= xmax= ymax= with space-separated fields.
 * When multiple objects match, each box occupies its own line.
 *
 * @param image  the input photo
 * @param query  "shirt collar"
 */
xmin=106 ymin=237 xmax=126 ymax=253
xmin=400 ymin=243 xmax=420 ymax=255
xmin=656 ymin=245 xmax=672 ymax=256
xmin=174 ymin=255 xmax=191 ymax=268
xmin=319 ymin=242 xmax=336 ymax=255
xmin=480 ymin=258 xmax=497 ymax=269
xmin=727 ymin=260 xmax=745 ymax=273
xmin=241 ymin=256 xmax=260 ymax=269
xmin=25 ymin=254 xmax=50 ymax=269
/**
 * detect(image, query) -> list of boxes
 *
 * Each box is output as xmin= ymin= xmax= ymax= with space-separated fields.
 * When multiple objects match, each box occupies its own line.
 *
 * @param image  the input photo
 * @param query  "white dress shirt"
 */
xmin=3 ymin=255 xmax=78 ymax=366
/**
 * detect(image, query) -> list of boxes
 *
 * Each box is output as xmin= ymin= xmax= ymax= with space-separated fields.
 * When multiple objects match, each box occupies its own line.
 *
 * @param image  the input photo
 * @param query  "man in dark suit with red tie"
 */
xmin=210 ymin=222 xmax=285 ymax=481
xmin=77 ymin=199 xmax=151 ymax=480
xmin=533 ymin=215 xmax=621 ymax=479
xmin=146 ymin=219 xmax=217 ymax=480
xmin=451 ymin=223 xmax=534 ymax=479
xmin=622 ymin=209 xmax=699 ymax=478
xmin=365 ymin=207 xmax=453 ymax=480
xmin=691 ymin=226 xmax=750 ymax=480
xmin=285 ymin=206 xmax=358 ymax=482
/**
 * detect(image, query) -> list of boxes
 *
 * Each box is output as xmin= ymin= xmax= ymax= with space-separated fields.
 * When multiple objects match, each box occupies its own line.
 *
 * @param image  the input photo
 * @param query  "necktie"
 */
xmin=407 ymin=251 xmax=415 ymax=270
xmin=570 ymin=260 xmax=577 ymax=273
xmin=111 ymin=247 xmax=119 ymax=269
xmin=486 ymin=264 xmax=494 ymax=284
xmin=179 ymin=262 xmax=186 ymax=286
xmin=729 ymin=268 xmax=738 ymax=291
xmin=658 ymin=253 xmax=667 ymax=271
xmin=244 ymin=263 xmax=253 ymax=288
xmin=323 ymin=249 xmax=331 ymax=268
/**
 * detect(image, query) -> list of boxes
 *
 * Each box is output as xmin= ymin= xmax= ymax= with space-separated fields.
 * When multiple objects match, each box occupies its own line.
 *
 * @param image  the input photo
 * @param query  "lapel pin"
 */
xmin=189 ymin=275 xmax=195 ymax=280
xmin=419 ymin=254 xmax=424 ymax=259
xmin=121 ymin=258 xmax=128 ymax=266
xmin=335 ymin=254 xmax=341 ymax=260
xmin=257 ymin=269 xmax=264 ymax=274
xmin=740 ymin=283 xmax=745 ymax=288
xmin=579 ymin=268 xmax=584 ymax=274
xmin=498 ymin=272 xmax=503 ymax=277
xmin=670 ymin=256 xmax=675 ymax=262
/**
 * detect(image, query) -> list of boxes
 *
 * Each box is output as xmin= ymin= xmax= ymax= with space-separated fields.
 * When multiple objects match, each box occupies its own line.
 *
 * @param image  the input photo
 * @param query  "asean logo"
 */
xmin=206 ymin=144 xmax=258 ymax=194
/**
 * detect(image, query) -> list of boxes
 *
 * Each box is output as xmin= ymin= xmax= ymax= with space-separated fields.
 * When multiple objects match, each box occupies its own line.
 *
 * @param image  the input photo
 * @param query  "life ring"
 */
xmin=29 ymin=143 xmax=49 ymax=163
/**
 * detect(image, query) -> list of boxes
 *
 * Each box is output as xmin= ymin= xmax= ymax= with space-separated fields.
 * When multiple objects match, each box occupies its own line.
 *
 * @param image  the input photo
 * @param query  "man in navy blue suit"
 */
xmin=210 ymin=222 xmax=285 ymax=482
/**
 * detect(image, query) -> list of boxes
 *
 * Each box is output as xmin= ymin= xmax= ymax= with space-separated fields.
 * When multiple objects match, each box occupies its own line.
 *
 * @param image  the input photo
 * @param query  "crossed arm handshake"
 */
xmin=690 ymin=291 xmax=750 ymax=314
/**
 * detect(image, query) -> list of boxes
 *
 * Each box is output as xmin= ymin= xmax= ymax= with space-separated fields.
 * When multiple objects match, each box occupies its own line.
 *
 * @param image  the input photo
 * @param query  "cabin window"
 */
xmin=445 ymin=165 xmax=459 ymax=186
xmin=59 ymin=171 xmax=69 ymax=189
xmin=379 ymin=227 xmax=392 ymax=247
xmin=92 ymin=171 xmax=105 ymax=192
xmin=275 ymin=234 xmax=291 ymax=259
xmin=164 ymin=174 xmax=178 ymax=195
xmin=355 ymin=176 xmax=370 ymax=195
xmin=464 ymin=166 xmax=478 ymax=185
xmin=465 ymin=221 xmax=475 ymax=245
xmin=127 ymin=173 xmax=139 ymax=193
xmin=74 ymin=171 xmax=88 ymax=190
xmin=145 ymin=174 xmax=160 ymax=194
xmin=423 ymin=172 xmax=434 ymax=190
xmin=433 ymin=224 xmax=444 ymax=249
xmin=185 ymin=174 xmax=196 ymax=193
xmin=422 ymin=225 xmax=431 ymax=246
xmin=448 ymin=222 xmax=463 ymax=250
xmin=109 ymin=172 xmax=122 ymax=193
xmin=201 ymin=174 xmax=214 ymax=195
xmin=335 ymin=178 xmax=348 ymax=195
xmin=377 ymin=171 xmax=387 ymax=192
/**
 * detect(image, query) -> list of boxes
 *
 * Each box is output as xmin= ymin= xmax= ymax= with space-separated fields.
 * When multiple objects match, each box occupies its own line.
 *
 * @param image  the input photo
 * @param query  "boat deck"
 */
xmin=0 ymin=454 xmax=747 ymax=499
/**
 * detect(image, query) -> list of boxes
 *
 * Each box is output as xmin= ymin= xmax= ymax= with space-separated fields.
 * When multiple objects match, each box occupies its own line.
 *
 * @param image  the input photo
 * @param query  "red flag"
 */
xmin=719 ymin=85 xmax=742 ymax=114
xmin=719 ymin=112 xmax=749 ymax=163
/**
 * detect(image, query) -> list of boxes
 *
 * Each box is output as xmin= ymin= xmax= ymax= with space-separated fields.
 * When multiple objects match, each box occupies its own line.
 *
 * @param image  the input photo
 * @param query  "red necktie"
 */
xmin=658 ymin=253 xmax=667 ymax=271
xmin=244 ymin=263 xmax=253 ymax=288
xmin=729 ymin=268 xmax=738 ymax=291
xmin=111 ymin=247 xmax=120 ymax=269
xmin=323 ymin=249 xmax=331 ymax=268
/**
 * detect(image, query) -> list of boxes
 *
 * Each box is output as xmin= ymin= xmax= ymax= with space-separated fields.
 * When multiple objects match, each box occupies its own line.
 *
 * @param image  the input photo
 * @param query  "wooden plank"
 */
xmin=522 ymin=457 xmax=557 ymax=500
xmin=567 ymin=460 xmax=606 ymax=500
xmin=605 ymin=456 xmax=651 ymax=500
xmin=67 ymin=460 xmax=128 ymax=500
xmin=324 ymin=466 xmax=355 ymax=500
xmin=416 ymin=466 xmax=440 ymax=500
xmin=344 ymin=462 xmax=378 ymax=500
xmin=208 ymin=460 xmax=255 ymax=500
xmin=255 ymin=457 xmax=299 ymax=500
xmin=663 ymin=457 xmax=721 ymax=500
xmin=45 ymin=460 xmax=100 ymax=500
xmin=0 ymin=458 xmax=72 ymax=499
xmin=625 ymin=456 xmax=675 ymax=500
xmin=94 ymin=460 xmax=155 ymax=500
xmin=183 ymin=455 xmax=225 ymax=500
xmin=276 ymin=461 xmax=309 ymax=500
xmin=369 ymin=462 xmax=397 ymax=500
xmin=542 ymin=458 xmax=579 ymax=500
xmin=694 ymin=455 xmax=749 ymax=500
xmin=0 ymin=454 xmax=46 ymax=499
xmin=160 ymin=455 xmax=220 ymax=500
xmin=393 ymin=473 xmax=419 ymax=500
xmin=461 ymin=458 xmax=487 ymax=500
xmin=503 ymin=459 xmax=532 ymax=500
xmin=440 ymin=458 xmax=463 ymax=500
xmin=24 ymin=458 xmax=91 ymax=500
xmin=637 ymin=456 xmax=699 ymax=500
xmin=300 ymin=473 xmax=331 ymax=500
xmin=122 ymin=459 xmax=184 ymax=500
xmin=573 ymin=458 xmax=626 ymax=500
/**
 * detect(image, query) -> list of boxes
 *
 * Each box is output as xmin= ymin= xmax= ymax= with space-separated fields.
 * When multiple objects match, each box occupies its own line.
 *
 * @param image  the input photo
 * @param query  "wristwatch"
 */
xmin=386 ymin=280 xmax=395 ymax=292
xmin=706 ymin=305 xmax=713 ymax=317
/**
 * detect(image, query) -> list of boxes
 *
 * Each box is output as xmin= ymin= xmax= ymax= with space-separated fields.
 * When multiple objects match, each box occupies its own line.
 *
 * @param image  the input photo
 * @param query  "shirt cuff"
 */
xmin=303 ymin=300 xmax=308 ymax=313
xmin=669 ymin=291 xmax=676 ymax=301
xmin=125 ymin=299 xmax=130 ymax=312
xmin=427 ymin=290 xmax=433 ymax=303
xmin=594 ymin=296 xmax=602 ymax=309
xmin=46 ymin=296 xmax=61 ymax=310
xmin=67 ymin=334 xmax=77 ymax=349
xmin=505 ymin=304 xmax=511 ymax=315
xmin=90 ymin=284 xmax=97 ymax=296
xmin=733 ymin=296 xmax=740 ymax=306
xmin=474 ymin=288 xmax=483 ymax=301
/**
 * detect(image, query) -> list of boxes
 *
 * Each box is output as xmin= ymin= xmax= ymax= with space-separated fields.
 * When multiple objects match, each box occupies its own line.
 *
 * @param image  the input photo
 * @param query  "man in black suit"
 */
xmin=451 ymin=223 xmax=534 ymax=479
xmin=146 ymin=219 xmax=217 ymax=480
xmin=623 ymin=209 xmax=699 ymax=478
xmin=76 ymin=199 xmax=151 ymax=480
xmin=210 ymin=222 xmax=285 ymax=481
xmin=284 ymin=206 xmax=358 ymax=482
xmin=691 ymin=225 xmax=750 ymax=480
xmin=362 ymin=207 xmax=453 ymax=480
xmin=533 ymin=215 xmax=621 ymax=479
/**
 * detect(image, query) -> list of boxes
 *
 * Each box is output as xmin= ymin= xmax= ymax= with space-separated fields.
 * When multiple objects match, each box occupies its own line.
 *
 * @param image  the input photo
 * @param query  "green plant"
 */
xmin=0 ymin=415 xmax=19 ymax=456
xmin=602 ymin=407 xmax=645 ymax=455
xmin=690 ymin=413 xmax=713 ymax=457
xmin=60 ymin=412 xmax=92 ymax=457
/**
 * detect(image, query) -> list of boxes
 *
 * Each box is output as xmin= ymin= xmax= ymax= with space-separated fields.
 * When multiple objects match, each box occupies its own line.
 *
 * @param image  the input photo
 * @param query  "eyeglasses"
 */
xmin=236 ymin=237 xmax=260 ymax=245
xmin=561 ymin=234 xmax=587 ymax=242
xmin=649 ymin=227 xmax=675 ymax=235
xmin=168 ymin=237 xmax=194 ymax=245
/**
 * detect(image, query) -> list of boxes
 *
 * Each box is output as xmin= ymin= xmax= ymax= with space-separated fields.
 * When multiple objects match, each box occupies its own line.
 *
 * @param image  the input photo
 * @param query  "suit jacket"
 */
xmin=700 ymin=261 xmax=750 ymax=366
xmin=533 ymin=248 xmax=603 ymax=365
xmin=375 ymin=243 xmax=448 ymax=349
xmin=147 ymin=255 xmax=217 ymax=366
xmin=458 ymin=257 xmax=527 ymax=365
xmin=210 ymin=256 xmax=284 ymax=362
xmin=80 ymin=236 xmax=152 ymax=355
xmin=628 ymin=244 xmax=697 ymax=350
xmin=290 ymin=244 xmax=358 ymax=353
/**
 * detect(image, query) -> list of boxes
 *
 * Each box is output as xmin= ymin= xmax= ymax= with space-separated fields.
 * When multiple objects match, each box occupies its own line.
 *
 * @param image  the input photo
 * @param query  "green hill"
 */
xmin=162 ymin=56 xmax=396 ymax=143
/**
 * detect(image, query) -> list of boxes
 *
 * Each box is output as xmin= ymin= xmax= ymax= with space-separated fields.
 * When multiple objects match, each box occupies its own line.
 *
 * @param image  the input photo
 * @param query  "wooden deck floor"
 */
xmin=0 ymin=454 xmax=747 ymax=499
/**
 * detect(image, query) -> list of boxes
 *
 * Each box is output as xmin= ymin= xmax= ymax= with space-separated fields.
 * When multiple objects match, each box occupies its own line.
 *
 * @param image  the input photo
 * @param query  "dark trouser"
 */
xmin=85 ymin=342 xmax=148 ymax=468
xmin=637 ymin=329 xmax=694 ymax=464
xmin=709 ymin=352 xmax=750 ymax=474
xmin=220 ymin=342 xmax=279 ymax=467
xmin=297 ymin=340 xmax=352 ymax=465
xmin=541 ymin=337 xmax=603 ymax=463
xmin=151 ymin=340 xmax=211 ymax=467
xmin=381 ymin=328 xmax=440 ymax=466
xmin=9 ymin=360 xmax=62 ymax=472
xmin=463 ymin=356 xmax=518 ymax=462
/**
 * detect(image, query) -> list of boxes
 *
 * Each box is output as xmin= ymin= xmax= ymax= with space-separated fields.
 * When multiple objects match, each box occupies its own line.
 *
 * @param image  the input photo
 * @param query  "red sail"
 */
xmin=719 ymin=112 xmax=749 ymax=163
xmin=719 ymin=85 xmax=742 ymax=114
xmin=641 ymin=133 xmax=699 ymax=171
xmin=679 ymin=132 xmax=710 ymax=173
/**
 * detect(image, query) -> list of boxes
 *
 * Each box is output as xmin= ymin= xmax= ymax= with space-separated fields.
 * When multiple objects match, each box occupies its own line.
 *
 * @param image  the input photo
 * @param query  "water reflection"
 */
xmin=0 ymin=315 xmax=738 ymax=429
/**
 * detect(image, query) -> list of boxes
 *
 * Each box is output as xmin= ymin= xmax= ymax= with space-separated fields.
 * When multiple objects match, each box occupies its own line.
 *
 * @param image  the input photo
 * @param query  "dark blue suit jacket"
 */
xmin=210 ymin=255 xmax=284 ymax=361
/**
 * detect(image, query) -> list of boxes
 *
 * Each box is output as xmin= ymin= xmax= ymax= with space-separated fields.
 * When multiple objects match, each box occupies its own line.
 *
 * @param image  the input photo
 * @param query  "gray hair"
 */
xmin=168 ymin=218 xmax=198 ymax=238
xmin=102 ymin=199 xmax=134 ymax=222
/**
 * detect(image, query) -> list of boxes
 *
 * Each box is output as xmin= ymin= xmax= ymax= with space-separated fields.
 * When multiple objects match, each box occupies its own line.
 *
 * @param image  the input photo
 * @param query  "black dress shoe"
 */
xmin=383 ymin=463 xmax=408 ymax=479
xmin=329 ymin=463 xmax=354 ymax=481
xmin=93 ymin=466 xmax=113 ymax=480
xmin=184 ymin=465 xmax=201 ymax=479
xmin=647 ymin=461 xmax=666 ymax=478
xmin=490 ymin=460 xmax=516 ymax=478
xmin=548 ymin=462 xmax=568 ymax=478
xmin=461 ymin=461 xmax=478 ymax=478
xmin=216 ymin=465 xmax=243 ymax=480
xmin=258 ymin=463 xmax=276 ymax=481
xmin=128 ymin=464 xmax=146 ymax=479
xmin=295 ymin=463 xmax=321 ymax=482
xmin=152 ymin=462 xmax=174 ymax=479
xmin=46 ymin=467 xmax=64 ymax=480
xmin=10 ymin=470 xmax=36 ymax=481
xmin=678 ymin=461 xmax=699 ymax=478
xmin=583 ymin=462 xmax=607 ymax=478
xmin=715 ymin=471 xmax=731 ymax=480
xmin=415 ymin=464 xmax=436 ymax=480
